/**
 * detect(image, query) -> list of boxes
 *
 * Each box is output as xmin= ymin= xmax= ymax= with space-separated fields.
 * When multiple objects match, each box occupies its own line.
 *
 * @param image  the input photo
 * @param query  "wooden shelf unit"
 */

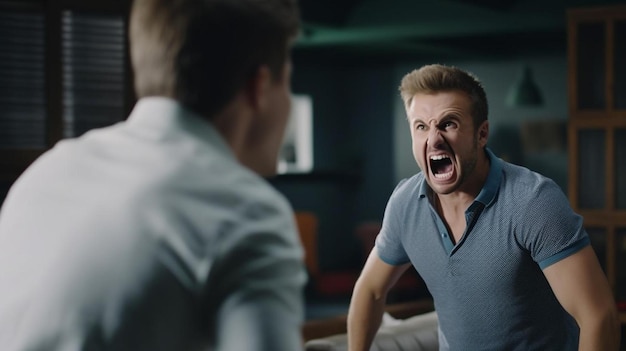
xmin=567 ymin=5 xmax=626 ymax=319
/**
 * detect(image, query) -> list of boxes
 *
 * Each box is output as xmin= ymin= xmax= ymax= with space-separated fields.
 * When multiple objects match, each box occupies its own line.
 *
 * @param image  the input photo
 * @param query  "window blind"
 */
xmin=62 ymin=11 xmax=126 ymax=138
xmin=0 ymin=10 xmax=46 ymax=149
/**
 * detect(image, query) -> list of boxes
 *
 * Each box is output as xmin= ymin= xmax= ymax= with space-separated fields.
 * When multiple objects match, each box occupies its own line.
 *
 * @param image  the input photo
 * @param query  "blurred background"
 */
xmin=1 ymin=0 xmax=625 ymax=321
xmin=282 ymin=0 xmax=615 ymax=278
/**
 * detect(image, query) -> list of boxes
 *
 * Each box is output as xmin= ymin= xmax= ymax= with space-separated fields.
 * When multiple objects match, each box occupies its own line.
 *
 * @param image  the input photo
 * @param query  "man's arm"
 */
xmin=347 ymin=248 xmax=411 ymax=351
xmin=213 ymin=228 xmax=306 ymax=351
xmin=543 ymin=245 xmax=620 ymax=350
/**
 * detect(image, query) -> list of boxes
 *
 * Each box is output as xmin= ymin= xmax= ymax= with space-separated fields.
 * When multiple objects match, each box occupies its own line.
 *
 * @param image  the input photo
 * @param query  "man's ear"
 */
xmin=245 ymin=65 xmax=272 ymax=112
xmin=478 ymin=120 xmax=489 ymax=147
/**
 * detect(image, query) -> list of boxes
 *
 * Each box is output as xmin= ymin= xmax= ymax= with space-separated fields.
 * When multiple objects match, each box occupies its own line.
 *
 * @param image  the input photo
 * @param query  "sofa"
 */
xmin=304 ymin=311 xmax=439 ymax=351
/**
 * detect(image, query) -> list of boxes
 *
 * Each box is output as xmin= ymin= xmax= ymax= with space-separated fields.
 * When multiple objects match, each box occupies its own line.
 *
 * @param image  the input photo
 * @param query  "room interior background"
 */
xmin=0 ymin=0 xmax=624 ymax=295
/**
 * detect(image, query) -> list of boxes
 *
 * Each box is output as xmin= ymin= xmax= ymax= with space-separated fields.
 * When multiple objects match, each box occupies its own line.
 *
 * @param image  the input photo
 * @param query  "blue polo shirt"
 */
xmin=376 ymin=149 xmax=588 ymax=350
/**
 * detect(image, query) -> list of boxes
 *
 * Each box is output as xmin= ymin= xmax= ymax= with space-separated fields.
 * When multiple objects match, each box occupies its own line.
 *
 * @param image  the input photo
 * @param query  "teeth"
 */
xmin=430 ymin=154 xmax=450 ymax=161
xmin=433 ymin=170 xmax=453 ymax=179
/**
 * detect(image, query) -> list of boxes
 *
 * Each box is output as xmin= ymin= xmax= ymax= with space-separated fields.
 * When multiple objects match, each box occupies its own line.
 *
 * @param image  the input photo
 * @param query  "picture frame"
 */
xmin=277 ymin=94 xmax=314 ymax=174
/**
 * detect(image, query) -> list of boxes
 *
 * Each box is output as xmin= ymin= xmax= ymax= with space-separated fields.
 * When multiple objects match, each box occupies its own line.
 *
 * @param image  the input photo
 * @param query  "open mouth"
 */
xmin=429 ymin=154 xmax=454 ymax=179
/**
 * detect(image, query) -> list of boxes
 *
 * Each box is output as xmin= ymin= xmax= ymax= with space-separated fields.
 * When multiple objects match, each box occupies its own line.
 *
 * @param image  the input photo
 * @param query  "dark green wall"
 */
xmin=271 ymin=63 xmax=396 ymax=271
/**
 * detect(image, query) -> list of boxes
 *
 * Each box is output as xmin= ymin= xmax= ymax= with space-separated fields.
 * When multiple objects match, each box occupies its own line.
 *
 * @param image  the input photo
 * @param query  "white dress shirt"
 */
xmin=0 ymin=97 xmax=306 ymax=351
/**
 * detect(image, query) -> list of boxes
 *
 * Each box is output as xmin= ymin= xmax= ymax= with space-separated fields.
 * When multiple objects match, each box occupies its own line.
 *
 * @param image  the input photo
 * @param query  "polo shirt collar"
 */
xmin=475 ymin=148 xmax=502 ymax=208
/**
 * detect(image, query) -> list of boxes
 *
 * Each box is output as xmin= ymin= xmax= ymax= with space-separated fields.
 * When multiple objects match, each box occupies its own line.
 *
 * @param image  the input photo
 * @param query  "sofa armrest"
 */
xmin=304 ymin=311 xmax=439 ymax=351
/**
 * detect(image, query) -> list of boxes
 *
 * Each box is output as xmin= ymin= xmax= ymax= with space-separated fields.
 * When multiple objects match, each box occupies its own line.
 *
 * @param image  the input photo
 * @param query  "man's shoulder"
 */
xmin=383 ymin=172 xmax=428 ymax=217
xmin=496 ymin=161 xmax=568 ymax=214
xmin=229 ymin=171 xmax=293 ymax=219
xmin=392 ymin=172 xmax=425 ymax=197
xmin=500 ymin=162 xmax=561 ymax=194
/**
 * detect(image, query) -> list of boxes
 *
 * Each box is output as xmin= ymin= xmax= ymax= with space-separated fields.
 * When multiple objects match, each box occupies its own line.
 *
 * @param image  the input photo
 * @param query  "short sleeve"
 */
xmin=516 ymin=179 xmax=590 ymax=270
xmin=376 ymin=179 xmax=411 ymax=266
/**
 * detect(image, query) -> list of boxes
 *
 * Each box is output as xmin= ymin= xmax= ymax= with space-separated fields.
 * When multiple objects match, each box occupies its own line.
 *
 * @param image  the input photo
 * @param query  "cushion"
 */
xmin=304 ymin=311 xmax=439 ymax=351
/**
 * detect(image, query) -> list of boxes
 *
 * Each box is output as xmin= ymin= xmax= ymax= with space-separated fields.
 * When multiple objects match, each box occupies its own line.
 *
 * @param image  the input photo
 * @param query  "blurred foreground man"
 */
xmin=347 ymin=64 xmax=620 ymax=351
xmin=0 ymin=0 xmax=306 ymax=350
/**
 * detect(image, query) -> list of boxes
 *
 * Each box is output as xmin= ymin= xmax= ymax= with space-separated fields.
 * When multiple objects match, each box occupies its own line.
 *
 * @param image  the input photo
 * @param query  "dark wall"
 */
xmin=271 ymin=63 xmax=396 ymax=271
xmin=0 ymin=182 xmax=10 ymax=205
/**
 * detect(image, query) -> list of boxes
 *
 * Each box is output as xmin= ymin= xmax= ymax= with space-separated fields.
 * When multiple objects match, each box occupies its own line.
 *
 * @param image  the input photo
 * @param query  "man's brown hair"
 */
xmin=130 ymin=0 xmax=300 ymax=119
xmin=399 ymin=64 xmax=488 ymax=128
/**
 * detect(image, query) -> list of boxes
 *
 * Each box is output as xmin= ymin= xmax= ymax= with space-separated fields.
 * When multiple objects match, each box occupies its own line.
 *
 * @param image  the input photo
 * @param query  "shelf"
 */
xmin=269 ymin=170 xmax=361 ymax=183
xmin=569 ymin=5 xmax=626 ymax=326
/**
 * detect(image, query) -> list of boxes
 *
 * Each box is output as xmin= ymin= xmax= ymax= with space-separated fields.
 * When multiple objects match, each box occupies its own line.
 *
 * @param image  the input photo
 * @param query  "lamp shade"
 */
xmin=506 ymin=66 xmax=544 ymax=107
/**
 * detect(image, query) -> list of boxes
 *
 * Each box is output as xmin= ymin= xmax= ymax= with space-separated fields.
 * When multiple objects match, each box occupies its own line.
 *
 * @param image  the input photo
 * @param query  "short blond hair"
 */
xmin=399 ymin=64 xmax=488 ymax=128
xmin=130 ymin=0 xmax=300 ymax=120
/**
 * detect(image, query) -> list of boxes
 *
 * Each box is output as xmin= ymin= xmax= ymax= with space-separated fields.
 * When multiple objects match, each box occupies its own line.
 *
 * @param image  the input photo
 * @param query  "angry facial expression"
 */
xmin=406 ymin=90 xmax=488 ymax=195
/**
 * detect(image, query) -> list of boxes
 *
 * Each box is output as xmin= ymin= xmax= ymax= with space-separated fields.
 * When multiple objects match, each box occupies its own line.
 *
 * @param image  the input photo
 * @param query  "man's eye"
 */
xmin=416 ymin=124 xmax=426 ymax=130
xmin=443 ymin=121 xmax=455 ymax=129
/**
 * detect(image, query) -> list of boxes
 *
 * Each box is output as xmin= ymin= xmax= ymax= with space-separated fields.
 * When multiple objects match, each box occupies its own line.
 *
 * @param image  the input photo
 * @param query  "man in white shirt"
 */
xmin=0 ymin=0 xmax=305 ymax=350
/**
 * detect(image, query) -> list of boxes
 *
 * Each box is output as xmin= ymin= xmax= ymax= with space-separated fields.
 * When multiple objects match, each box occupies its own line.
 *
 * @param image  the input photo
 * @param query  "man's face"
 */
xmin=406 ymin=90 xmax=488 ymax=195
xmin=250 ymin=61 xmax=293 ymax=176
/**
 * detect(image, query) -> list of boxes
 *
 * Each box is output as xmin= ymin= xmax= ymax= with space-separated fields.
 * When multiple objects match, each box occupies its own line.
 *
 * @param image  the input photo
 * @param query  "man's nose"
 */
xmin=427 ymin=128 xmax=444 ymax=147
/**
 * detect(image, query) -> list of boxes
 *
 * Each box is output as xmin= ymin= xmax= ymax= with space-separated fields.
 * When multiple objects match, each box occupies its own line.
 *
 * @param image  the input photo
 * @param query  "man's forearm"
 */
xmin=578 ymin=310 xmax=620 ymax=351
xmin=347 ymin=287 xmax=386 ymax=351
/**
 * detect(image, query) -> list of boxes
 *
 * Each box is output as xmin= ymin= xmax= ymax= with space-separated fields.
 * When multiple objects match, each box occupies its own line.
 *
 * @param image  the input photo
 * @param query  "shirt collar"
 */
xmin=126 ymin=97 xmax=235 ymax=159
xmin=418 ymin=147 xmax=502 ymax=208
xmin=475 ymin=148 xmax=502 ymax=208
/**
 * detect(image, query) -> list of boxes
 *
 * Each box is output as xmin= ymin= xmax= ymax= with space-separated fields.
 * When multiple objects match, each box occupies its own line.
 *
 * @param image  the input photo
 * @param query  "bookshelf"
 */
xmin=567 ymin=4 xmax=626 ymax=323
